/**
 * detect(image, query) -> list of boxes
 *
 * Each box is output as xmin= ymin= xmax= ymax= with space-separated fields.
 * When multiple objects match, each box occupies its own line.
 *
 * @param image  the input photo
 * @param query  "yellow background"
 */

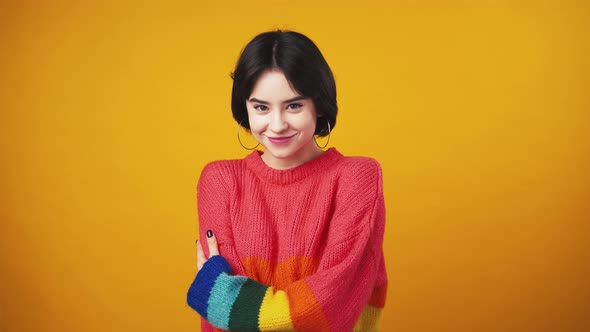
xmin=1 ymin=1 xmax=589 ymax=331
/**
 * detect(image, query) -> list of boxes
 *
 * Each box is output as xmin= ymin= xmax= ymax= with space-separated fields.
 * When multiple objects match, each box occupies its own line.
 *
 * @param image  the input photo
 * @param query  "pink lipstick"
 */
xmin=268 ymin=134 xmax=295 ymax=145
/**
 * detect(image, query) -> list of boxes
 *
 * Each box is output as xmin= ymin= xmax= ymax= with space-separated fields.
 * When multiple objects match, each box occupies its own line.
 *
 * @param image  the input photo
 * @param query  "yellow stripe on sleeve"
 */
xmin=258 ymin=287 xmax=294 ymax=331
xmin=353 ymin=305 xmax=383 ymax=332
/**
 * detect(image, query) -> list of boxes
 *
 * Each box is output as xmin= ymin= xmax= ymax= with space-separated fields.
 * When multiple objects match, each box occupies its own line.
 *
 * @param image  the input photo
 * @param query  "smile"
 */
xmin=267 ymin=134 xmax=297 ymax=145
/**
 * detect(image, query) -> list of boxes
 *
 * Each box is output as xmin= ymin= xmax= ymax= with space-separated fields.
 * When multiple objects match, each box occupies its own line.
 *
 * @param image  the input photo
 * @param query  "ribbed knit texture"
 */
xmin=187 ymin=148 xmax=388 ymax=332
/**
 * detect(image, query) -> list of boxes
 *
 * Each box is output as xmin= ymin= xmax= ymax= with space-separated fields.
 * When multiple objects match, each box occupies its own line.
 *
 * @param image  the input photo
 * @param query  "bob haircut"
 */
xmin=231 ymin=30 xmax=337 ymax=137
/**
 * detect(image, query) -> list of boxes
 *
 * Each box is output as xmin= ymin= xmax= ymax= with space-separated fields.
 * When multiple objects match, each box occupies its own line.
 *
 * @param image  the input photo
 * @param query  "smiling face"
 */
xmin=246 ymin=69 xmax=323 ymax=170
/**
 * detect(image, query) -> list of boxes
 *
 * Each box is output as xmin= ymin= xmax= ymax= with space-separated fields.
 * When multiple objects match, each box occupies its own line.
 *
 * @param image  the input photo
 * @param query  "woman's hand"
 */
xmin=196 ymin=230 xmax=219 ymax=272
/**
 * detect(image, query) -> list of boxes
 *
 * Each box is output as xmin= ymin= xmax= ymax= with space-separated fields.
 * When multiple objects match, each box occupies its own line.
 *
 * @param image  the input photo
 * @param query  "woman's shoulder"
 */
xmin=197 ymin=156 xmax=247 ymax=188
xmin=338 ymin=154 xmax=382 ymax=170
xmin=336 ymin=153 xmax=383 ymax=180
xmin=201 ymin=157 xmax=244 ymax=174
xmin=332 ymin=152 xmax=384 ymax=198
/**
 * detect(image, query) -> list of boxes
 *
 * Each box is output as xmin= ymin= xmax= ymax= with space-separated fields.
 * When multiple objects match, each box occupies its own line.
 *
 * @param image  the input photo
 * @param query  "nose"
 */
xmin=269 ymin=111 xmax=288 ymax=133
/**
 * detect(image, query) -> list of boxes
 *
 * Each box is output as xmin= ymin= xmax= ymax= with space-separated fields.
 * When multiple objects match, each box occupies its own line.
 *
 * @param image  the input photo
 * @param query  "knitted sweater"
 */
xmin=187 ymin=148 xmax=387 ymax=332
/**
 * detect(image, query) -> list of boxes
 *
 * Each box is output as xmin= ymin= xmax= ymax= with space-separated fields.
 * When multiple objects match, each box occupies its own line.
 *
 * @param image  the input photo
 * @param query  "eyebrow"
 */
xmin=248 ymin=96 xmax=307 ymax=104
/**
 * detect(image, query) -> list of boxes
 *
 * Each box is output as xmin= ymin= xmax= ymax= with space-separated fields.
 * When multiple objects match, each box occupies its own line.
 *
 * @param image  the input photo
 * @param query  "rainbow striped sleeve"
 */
xmin=187 ymin=255 xmax=295 ymax=331
xmin=187 ymin=255 xmax=386 ymax=331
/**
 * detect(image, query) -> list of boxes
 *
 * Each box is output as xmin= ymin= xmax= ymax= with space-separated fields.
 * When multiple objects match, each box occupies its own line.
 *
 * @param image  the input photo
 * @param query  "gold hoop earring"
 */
xmin=314 ymin=119 xmax=331 ymax=149
xmin=237 ymin=121 xmax=260 ymax=150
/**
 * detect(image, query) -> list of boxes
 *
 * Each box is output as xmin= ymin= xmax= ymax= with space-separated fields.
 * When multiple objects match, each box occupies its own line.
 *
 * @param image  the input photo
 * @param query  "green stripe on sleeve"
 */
xmin=228 ymin=279 xmax=269 ymax=331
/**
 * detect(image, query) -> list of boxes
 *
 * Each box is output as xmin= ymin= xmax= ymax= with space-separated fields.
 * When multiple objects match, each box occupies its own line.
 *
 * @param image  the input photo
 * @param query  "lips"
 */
xmin=267 ymin=134 xmax=296 ymax=145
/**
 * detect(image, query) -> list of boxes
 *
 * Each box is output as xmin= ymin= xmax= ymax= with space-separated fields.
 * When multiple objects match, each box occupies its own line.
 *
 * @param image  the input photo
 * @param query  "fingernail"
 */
xmin=206 ymin=230 xmax=213 ymax=238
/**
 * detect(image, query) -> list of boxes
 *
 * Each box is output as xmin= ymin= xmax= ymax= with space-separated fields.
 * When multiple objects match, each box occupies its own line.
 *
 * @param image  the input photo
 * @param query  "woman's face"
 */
xmin=246 ymin=69 xmax=323 ymax=169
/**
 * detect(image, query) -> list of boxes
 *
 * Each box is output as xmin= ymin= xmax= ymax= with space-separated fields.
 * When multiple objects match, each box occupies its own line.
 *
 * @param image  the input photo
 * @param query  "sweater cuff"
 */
xmin=187 ymin=255 xmax=233 ymax=319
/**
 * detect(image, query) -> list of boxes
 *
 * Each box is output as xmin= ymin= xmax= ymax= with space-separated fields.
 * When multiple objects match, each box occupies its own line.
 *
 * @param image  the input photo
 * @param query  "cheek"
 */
xmin=294 ymin=113 xmax=318 ymax=133
xmin=299 ymin=106 xmax=318 ymax=131
xmin=247 ymin=114 xmax=265 ymax=133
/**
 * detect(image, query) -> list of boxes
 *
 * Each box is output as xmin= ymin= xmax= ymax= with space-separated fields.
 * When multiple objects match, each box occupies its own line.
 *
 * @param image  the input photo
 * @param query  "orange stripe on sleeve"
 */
xmin=285 ymin=280 xmax=332 ymax=331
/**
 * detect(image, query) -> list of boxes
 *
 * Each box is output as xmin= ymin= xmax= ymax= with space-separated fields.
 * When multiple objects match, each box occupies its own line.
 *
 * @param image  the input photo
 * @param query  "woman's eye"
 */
xmin=287 ymin=103 xmax=303 ymax=110
xmin=254 ymin=105 xmax=269 ymax=112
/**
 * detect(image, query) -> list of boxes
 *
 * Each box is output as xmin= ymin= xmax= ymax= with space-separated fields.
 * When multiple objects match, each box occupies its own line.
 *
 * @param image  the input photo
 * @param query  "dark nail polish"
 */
xmin=206 ymin=230 xmax=213 ymax=238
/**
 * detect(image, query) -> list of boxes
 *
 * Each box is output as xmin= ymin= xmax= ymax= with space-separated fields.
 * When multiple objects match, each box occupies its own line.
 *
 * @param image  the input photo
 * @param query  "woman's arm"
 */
xmin=195 ymin=161 xmax=245 ymax=274
xmin=192 ymin=161 xmax=246 ymax=332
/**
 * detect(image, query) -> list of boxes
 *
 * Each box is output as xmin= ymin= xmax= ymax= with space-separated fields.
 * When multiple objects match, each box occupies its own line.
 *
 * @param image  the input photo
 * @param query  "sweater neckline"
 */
xmin=244 ymin=147 xmax=343 ymax=185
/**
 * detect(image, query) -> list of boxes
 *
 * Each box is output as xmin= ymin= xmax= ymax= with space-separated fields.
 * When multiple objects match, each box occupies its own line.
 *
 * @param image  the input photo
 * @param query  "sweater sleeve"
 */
xmin=193 ymin=161 xmax=244 ymax=274
xmin=192 ymin=161 xmax=246 ymax=332
xmin=187 ymin=158 xmax=387 ymax=332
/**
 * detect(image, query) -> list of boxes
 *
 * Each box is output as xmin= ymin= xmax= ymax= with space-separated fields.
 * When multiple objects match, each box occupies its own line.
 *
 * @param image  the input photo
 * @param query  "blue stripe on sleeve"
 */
xmin=187 ymin=255 xmax=233 ymax=319
xmin=206 ymin=273 xmax=249 ymax=329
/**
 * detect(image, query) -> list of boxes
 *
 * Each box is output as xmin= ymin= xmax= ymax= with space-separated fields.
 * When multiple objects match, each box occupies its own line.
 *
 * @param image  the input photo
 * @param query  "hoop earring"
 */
xmin=314 ymin=119 xmax=331 ymax=149
xmin=237 ymin=121 xmax=260 ymax=150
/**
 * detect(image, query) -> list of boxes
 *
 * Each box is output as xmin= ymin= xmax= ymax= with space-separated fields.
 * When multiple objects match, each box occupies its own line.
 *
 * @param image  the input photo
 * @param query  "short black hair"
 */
xmin=231 ymin=30 xmax=337 ymax=136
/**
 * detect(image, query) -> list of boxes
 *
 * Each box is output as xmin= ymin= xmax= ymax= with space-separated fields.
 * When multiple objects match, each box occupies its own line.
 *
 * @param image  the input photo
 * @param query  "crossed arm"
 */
xmin=187 ymin=160 xmax=387 ymax=331
xmin=188 ymin=199 xmax=385 ymax=332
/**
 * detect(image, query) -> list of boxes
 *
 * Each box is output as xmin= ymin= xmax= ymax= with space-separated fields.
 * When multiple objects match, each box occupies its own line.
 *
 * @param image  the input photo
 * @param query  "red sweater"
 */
xmin=189 ymin=148 xmax=387 ymax=331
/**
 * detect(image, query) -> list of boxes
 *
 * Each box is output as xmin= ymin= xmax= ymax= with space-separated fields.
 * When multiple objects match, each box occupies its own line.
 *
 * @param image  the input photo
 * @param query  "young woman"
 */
xmin=187 ymin=30 xmax=388 ymax=332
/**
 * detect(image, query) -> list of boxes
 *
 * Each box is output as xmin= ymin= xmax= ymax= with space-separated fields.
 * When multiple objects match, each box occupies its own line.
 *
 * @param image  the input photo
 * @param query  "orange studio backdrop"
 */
xmin=1 ymin=1 xmax=589 ymax=331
